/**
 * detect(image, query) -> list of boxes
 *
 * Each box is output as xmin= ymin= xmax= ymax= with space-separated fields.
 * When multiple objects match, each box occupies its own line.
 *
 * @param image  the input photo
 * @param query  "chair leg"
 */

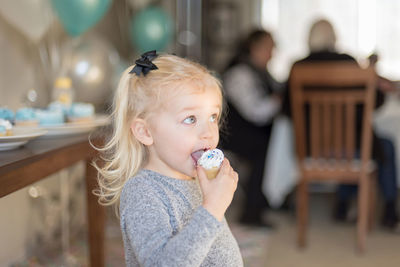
xmin=357 ymin=174 xmax=369 ymax=253
xmin=297 ymin=179 xmax=308 ymax=248
xmin=368 ymin=173 xmax=377 ymax=232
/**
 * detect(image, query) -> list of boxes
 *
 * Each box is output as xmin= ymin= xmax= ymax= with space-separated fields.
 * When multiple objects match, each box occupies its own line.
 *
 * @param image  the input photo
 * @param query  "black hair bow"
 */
xmin=129 ymin=50 xmax=158 ymax=76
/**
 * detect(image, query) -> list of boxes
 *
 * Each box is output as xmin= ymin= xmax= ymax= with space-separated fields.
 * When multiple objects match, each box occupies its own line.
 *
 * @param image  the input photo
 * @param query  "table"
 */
xmin=263 ymin=115 xmax=299 ymax=208
xmin=0 ymin=134 xmax=105 ymax=267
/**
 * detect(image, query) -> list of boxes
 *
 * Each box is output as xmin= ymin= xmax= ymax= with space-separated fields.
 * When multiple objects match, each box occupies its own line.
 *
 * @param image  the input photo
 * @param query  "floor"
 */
xmin=261 ymin=195 xmax=400 ymax=267
xmin=101 ymin=188 xmax=400 ymax=267
xmin=13 ymin=189 xmax=400 ymax=267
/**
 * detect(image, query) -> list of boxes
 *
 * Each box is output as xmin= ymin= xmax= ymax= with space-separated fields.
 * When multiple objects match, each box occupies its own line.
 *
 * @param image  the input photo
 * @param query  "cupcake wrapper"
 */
xmin=204 ymin=167 xmax=220 ymax=179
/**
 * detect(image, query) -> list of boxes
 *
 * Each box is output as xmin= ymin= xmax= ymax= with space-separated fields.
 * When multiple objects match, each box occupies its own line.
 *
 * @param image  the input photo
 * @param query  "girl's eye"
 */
xmin=210 ymin=114 xmax=218 ymax=123
xmin=183 ymin=116 xmax=196 ymax=124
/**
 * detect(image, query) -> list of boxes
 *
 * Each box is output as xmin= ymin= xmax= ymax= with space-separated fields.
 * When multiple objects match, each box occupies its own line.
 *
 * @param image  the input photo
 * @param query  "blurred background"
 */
xmin=2 ymin=0 xmax=400 ymax=109
xmin=1 ymin=0 xmax=400 ymax=266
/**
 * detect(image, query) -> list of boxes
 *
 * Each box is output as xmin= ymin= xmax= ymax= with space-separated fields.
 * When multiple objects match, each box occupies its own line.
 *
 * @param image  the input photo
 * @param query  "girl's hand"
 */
xmin=197 ymin=158 xmax=239 ymax=221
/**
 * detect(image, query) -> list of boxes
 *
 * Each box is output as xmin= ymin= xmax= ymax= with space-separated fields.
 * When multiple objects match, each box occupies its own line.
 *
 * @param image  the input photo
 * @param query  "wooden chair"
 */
xmin=290 ymin=62 xmax=377 ymax=253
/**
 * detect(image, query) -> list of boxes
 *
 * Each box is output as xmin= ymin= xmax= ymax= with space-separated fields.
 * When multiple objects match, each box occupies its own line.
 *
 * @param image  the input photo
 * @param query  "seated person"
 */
xmin=220 ymin=29 xmax=282 ymax=227
xmin=284 ymin=19 xmax=399 ymax=231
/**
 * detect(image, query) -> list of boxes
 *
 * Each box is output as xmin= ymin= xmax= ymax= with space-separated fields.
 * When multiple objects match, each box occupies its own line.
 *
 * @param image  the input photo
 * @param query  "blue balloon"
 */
xmin=51 ymin=0 xmax=111 ymax=37
xmin=129 ymin=7 xmax=173 ymax=52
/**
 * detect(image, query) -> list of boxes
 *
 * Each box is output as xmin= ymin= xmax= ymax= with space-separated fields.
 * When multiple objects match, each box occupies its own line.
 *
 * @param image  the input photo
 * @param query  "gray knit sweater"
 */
xmin=120 ymin=169 xmax=243 ymax=267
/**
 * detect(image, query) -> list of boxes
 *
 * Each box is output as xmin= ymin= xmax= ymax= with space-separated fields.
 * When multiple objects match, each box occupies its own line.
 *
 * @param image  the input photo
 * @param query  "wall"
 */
xmin=203 ymin=0 xmax=262 ymax=72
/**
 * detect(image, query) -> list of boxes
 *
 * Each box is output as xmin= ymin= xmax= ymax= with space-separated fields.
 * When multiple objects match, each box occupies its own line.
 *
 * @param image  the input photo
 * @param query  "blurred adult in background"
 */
xmin=285 ymin=19 xmax=399 ymax=232
xmin=220 ymin=29 xmax=282 ymax=227
xmin=368 ymin=53 xmax=397 ymax=92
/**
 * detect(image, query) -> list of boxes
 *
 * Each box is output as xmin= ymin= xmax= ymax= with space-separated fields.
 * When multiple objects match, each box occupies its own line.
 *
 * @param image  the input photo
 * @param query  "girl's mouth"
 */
xmin=191 ymin=149 xmax=207 ymax=165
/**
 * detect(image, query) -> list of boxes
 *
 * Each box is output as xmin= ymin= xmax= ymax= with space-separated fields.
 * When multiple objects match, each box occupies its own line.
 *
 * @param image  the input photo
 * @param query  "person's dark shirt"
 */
xmin=283 ymin=50 xmax=385 ymax=158
xmin=283 ymin=50 xmax=384 ymax=116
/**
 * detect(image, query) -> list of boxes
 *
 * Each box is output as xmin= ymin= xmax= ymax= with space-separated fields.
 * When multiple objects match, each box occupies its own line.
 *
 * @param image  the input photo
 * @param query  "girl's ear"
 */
xmin=131 ymin=118 xmax=153 ymax=146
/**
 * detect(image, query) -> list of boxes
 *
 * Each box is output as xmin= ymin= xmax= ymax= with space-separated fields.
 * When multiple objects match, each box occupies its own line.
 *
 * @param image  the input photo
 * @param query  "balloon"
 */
xmin=60 ymin=35 xmax=119 ymax=106
xmin=0 ymin=0 xmax=53 ymax=42
xmin=129 ymin=7 xmax=173 ymax=52
xmin=51 ymin=0 xmax=111 ymax=37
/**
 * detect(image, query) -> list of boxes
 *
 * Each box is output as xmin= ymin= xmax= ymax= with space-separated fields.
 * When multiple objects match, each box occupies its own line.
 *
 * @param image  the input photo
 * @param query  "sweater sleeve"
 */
xmin=223 ymin=64 xmax=281 ymax=126
xmin=120 ymin=184 xmax=223 ymax=267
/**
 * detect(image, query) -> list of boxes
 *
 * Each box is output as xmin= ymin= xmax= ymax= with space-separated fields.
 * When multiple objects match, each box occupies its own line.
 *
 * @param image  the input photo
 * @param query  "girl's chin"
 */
xmin=185 ymin=168 xmax=198 ymax=180
xmin=187 ymin=168 xmax=197 ymax=177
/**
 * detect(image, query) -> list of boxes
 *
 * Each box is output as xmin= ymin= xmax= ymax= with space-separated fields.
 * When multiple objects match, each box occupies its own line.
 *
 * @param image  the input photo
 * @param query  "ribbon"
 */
xmin=129 ymin=50 xmax=158 ymax=76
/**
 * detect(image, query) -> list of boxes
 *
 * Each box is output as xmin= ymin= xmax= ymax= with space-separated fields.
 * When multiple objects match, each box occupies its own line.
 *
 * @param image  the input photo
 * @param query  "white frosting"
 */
xmin=0 ymin=118 xmax=12 ymax=130
xmin=198 ymin=149 xmax=224 ymax=169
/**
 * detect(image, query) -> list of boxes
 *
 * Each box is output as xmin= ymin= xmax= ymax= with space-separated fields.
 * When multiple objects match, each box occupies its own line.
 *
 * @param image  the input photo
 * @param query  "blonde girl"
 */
xmin=95 ymin=51 xmax=243 ymax=266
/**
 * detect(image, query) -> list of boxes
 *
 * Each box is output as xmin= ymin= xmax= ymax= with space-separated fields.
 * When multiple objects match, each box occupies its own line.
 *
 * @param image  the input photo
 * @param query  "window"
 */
xmin=262 ymin=0 xmax=400 ymax=81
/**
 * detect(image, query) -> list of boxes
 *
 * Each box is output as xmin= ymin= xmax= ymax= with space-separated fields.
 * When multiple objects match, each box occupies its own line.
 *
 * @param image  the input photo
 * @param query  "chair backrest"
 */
xmin=290 ymin=62 xmax=377 ymax=168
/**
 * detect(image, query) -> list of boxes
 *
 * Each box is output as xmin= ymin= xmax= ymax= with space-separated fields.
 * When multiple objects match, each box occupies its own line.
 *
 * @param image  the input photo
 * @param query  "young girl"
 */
xmin=95 ymin=51 xmax=243 ymax=266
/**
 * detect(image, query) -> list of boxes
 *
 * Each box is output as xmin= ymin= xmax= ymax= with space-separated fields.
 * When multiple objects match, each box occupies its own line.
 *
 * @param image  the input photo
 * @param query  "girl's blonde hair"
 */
xmin=93 ymin=54 xmax=222 ymax=213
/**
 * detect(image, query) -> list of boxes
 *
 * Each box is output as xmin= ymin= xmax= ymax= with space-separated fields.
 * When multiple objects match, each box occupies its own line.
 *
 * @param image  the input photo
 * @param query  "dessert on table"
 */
xmin=0 ymin=118 xmax=13 ymax=136
xmin=35 ymin=108 xmax=65 ymax=126
xmin=15 ymin=108 xmax=39 ymax=126
xmin=0 ymin=107 xmax=14 ymax=122
xmin=67 ymin=102 xmax=95 ymax=123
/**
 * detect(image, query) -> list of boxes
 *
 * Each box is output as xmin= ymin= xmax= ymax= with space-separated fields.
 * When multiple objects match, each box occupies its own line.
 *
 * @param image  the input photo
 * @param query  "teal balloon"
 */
xmin=51 ymin=0 xmax=111 ymax=37
xmin=129 ymin=7 xmax=173 ymax=52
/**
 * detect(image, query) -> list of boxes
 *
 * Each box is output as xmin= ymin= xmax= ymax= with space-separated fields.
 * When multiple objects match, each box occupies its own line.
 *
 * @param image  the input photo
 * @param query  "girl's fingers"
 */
xmin=233 ymin=171 xmax=239 ymax=183
xmin=219 ymin=158 xmax=231 ymax=175
xmin=198 ymin=158 xmax=238 ymax=184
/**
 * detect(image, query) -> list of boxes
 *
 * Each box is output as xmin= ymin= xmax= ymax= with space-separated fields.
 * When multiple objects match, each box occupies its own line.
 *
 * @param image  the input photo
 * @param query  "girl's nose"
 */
xmin=199 ymin=122 xmax=215 ymax=140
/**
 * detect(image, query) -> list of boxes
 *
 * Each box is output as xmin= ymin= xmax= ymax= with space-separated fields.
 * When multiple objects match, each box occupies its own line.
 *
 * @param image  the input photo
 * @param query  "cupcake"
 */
xmin=49 ymin=101 xmax=70 ymax=115
xmin=197 ymin=149 xmax=224 ymax=179
xmin=0 ymin=118 xmax=13 ymax=136
xmin=0 ymin=107 xmax=14 ymax=122
xmin=67 ymin=102 xmax=95 ymax=123
xmin=15 ymin=108 xmax=39 ymax=126
xmin=36 ymin=108 xmax=65 ymax=125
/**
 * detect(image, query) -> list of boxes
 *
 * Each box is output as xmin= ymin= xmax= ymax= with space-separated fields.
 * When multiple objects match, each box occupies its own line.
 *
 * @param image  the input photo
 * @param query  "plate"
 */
xmin=38 ymin=114 xmax=110 ymax=138
xmin=0 ymin=127 xmax=48 ymax=151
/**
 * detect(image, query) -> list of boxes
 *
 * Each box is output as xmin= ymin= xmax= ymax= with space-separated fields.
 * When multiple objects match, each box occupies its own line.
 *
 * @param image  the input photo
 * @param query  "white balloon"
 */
xmin=60 ymin=35 xmax=119 ymax=107
xmin=0 ymin=0 xmax=53 ymax=42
